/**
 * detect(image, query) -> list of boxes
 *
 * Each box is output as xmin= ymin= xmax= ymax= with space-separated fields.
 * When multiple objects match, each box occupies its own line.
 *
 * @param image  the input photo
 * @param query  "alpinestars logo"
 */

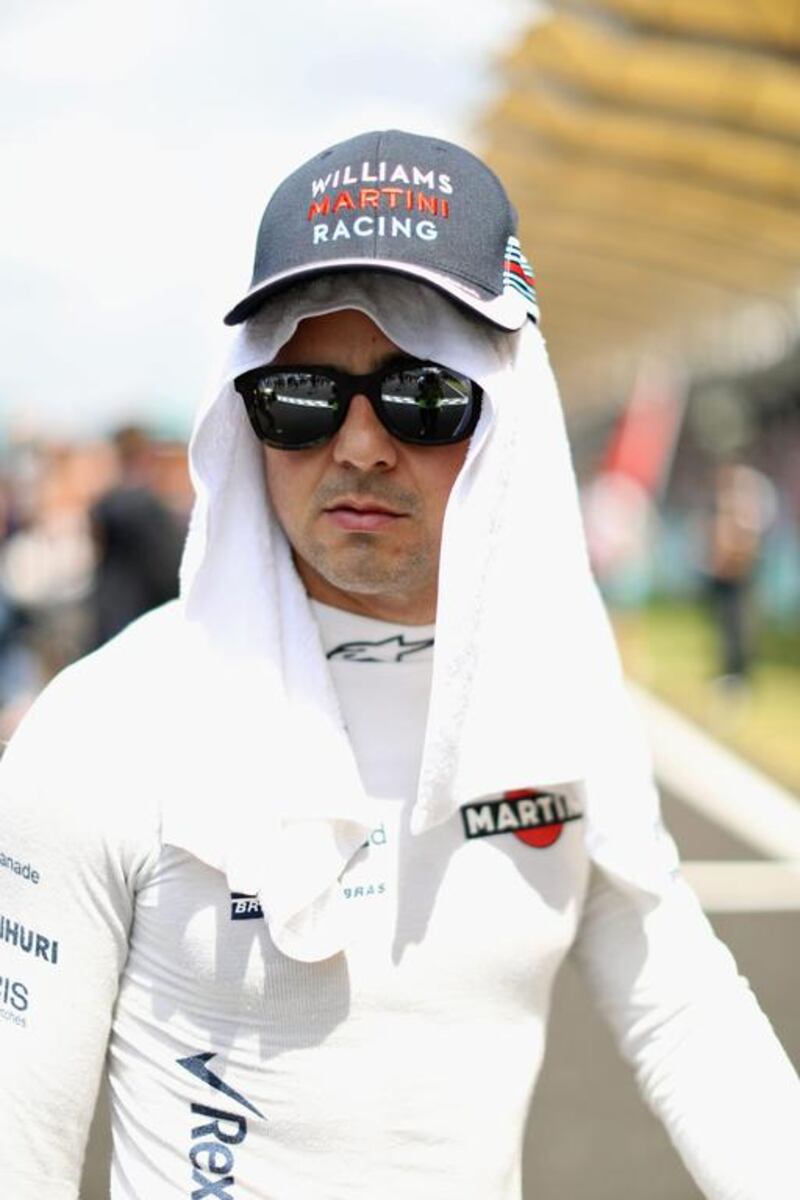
xmin=327 ymin=634 xmax=433 ymax=663
xmin=461 ymin=788 xmax=583 ymax=848
xmin=177 ymin=1052 xmax=265 ymax=1198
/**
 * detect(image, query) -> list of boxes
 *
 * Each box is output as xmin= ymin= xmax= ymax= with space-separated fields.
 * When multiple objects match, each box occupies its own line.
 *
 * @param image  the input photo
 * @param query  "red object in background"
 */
xmin=601 ymin=363 xmax=686 ymax=498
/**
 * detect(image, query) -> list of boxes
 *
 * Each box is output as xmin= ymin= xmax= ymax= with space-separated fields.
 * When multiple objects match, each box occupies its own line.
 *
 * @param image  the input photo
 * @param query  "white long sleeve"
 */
xmin=572 ymin=866 xmax=800 ymax=1199
xmin=0 ymin=671 xmax=159 ymax=1199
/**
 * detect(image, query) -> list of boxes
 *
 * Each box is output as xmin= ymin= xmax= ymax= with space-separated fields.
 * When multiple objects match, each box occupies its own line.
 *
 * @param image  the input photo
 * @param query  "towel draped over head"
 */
xmin=160 ymin=271 xmax=677 ymax=962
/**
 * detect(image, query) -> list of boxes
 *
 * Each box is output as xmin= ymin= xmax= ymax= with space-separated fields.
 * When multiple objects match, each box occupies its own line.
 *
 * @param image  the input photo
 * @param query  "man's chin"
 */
xmin=292 ymin=546 xmax=435 ymax=610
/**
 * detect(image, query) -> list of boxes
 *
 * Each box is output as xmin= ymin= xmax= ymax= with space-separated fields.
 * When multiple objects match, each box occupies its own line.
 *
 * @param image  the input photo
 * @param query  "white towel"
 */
xmin=160 ymin=271 xmax=677 ymax=962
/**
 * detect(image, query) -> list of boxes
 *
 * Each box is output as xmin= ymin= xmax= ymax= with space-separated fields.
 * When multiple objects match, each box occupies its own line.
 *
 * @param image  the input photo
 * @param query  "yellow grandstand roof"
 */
xmin=482 ymin=2 xmax=800 ymax=413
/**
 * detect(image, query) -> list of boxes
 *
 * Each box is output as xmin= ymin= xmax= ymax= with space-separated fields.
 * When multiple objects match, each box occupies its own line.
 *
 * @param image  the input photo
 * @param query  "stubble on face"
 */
xmin=300 ymin=472 xmax=433 ymax=596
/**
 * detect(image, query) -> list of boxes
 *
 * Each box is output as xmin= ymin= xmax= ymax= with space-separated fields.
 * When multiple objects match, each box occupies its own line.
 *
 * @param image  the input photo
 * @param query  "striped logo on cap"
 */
xmin=503 ymin=236 xmax=539 ymax=321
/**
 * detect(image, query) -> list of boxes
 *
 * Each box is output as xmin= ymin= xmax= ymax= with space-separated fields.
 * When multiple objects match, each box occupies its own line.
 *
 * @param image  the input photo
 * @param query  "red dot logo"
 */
xmin=515 ymin=824 xmax=563 ymax=848
xmin=503 ymin=788 xmax=565 ymax=848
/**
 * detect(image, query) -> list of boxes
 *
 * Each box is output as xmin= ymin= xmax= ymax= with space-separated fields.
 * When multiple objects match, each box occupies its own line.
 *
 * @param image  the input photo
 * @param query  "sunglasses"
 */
xmin=234 ymin=357 xmax=482 ymax=450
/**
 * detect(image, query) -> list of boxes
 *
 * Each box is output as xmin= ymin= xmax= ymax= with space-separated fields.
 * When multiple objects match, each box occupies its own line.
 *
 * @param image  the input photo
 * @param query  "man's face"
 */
xmin=262 ymin=308 xmax=470 ymax=624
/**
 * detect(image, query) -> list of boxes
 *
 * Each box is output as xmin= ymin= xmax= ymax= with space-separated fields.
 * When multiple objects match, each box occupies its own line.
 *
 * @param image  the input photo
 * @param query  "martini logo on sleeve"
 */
xmin=461 ymin=788 xmax=583 ymax=848
xmin=177 ymin=1051 xmax=265 ymax=1199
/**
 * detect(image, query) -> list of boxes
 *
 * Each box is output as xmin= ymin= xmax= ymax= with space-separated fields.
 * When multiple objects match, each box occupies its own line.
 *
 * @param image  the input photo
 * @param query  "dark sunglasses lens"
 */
xmin=246 ymin=371 xmax=340 ymax=446
xmin=379 ymin=366 xmax=478 ymax=443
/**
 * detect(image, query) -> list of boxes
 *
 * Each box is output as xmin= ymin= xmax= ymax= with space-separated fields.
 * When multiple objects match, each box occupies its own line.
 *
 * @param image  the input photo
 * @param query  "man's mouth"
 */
xmin=323 ymin=498 xmax=406 ymax=532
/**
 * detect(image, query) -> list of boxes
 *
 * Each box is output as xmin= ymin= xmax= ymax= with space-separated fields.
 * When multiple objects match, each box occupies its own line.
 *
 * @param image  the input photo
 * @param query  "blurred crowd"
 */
xmin=0 ymin=427 xmax=191 ymax=743
xmin=581 ymin=362 xmax=800 ymax=696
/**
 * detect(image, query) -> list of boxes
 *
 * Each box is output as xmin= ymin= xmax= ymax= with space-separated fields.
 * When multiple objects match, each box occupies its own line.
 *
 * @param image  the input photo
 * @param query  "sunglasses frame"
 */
xmin=234 ymin=357 xmax=483 ymax=450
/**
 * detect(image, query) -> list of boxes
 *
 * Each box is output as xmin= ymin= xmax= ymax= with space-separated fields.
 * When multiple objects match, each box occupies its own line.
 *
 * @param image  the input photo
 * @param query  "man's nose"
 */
xmin=332 ymin=394 xmax=398 ymax=470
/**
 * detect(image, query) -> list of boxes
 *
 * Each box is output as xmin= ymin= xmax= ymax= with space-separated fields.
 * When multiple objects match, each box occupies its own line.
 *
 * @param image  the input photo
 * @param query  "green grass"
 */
xmin=612 ymin=599 xmax=800 ymax=796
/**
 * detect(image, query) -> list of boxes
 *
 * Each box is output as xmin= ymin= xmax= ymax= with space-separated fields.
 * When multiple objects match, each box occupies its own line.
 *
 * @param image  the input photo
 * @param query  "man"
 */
xmin=87 ymin=425 xmax=185 ymax=650
xmin=1 ymin=130 xmax=798 ymax=1200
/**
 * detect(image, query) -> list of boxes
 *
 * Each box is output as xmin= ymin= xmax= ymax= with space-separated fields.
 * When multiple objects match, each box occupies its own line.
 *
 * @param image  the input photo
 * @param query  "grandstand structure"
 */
xmin=482 ymin=0 xmax=800 ymax=421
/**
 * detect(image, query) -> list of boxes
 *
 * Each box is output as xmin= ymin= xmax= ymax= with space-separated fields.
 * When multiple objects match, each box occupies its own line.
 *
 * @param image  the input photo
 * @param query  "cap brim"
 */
xmin=223 ymin=258 xmax=534 ymax=331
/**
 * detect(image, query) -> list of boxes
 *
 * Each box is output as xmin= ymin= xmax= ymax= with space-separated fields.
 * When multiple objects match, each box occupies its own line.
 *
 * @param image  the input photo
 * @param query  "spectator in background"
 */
xmin=704 ymin=461 xmax=776 ymax=691
xmin=0 ymin=479 xmax=41 ymax=735
xmin=0 ymin=445 xmax=92 ymax=737
xmin=87 ymin=425 xmax=185 ymax=649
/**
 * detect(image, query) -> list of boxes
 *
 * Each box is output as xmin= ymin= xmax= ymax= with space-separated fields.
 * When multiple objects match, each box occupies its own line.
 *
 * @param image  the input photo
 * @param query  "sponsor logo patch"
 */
xmin=178 ymin=1052 xmax=265 ymax=1199
xmin=343 ymin=882 xmax=386 ymax=900
xmin=0 ymin=974 xmax=29 ymax=1027
xmin=0 ymin=913 xmax=59 ymax=964
xmin=230 ymin=893 xmax=263 ymax=922
xmin=0 ymin=851 xmax=40 ymax=885
xmin=461 ymin=787 xmax=582 ymax=848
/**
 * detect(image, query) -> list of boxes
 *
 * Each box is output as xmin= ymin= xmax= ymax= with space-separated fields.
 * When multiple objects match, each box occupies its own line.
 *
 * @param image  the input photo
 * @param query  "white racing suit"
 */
xmin=2 ymin=600 xmax=799 ymax=1199
xmin=2 ymin=274 xmax=799 ymax=1198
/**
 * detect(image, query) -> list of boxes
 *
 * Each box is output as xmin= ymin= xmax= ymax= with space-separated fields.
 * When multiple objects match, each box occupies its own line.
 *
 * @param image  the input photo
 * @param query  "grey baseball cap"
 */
xmin=224 ymin=129 xmax=538 ymax=331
